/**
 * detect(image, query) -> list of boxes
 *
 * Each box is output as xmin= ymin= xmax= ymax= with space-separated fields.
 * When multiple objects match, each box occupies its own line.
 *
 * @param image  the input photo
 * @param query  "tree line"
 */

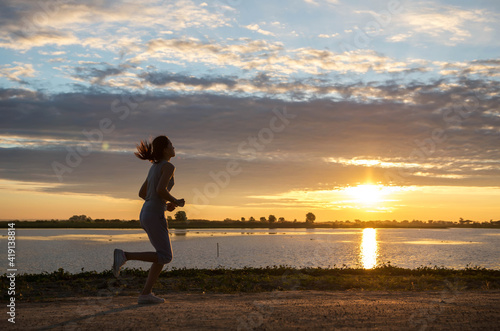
xmin=222 ymin=212 xmax=316 ymax=224
xmin=2 ymin=213 xmax=499 ymax=229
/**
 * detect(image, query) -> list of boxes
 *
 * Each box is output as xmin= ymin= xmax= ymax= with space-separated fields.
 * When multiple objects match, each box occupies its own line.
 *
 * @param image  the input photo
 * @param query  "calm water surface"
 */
xmin=2 ymin=228 xmax=499 ymax=274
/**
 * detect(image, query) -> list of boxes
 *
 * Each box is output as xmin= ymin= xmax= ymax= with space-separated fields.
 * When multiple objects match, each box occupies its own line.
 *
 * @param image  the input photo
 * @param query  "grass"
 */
xmin=2 ymin=265 xmax=499 ymax=302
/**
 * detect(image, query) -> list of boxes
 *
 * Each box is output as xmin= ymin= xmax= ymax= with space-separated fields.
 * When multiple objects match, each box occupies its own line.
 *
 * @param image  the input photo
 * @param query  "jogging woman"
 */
xmin=113 ymin=135 xmax=184 ymax=304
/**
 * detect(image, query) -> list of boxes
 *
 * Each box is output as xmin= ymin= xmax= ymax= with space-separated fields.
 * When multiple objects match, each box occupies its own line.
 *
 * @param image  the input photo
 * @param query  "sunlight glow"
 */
xmin=344 ymin=184 xmax=401 ymax=206
xmin=346 ymin=184 xmax=383 ymax=205
xmin=360 ymin=228 xmax=378 ymax=269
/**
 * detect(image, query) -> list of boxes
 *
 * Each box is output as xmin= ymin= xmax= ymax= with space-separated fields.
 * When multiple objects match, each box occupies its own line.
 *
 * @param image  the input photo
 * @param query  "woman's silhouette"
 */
xmin=113 ymin=135 xmax=184 ymax=304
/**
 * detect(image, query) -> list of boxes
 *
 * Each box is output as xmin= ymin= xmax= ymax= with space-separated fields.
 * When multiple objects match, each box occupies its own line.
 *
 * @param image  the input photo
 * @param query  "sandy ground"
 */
xmin=5 ymin=290 xmax=500 ymax=330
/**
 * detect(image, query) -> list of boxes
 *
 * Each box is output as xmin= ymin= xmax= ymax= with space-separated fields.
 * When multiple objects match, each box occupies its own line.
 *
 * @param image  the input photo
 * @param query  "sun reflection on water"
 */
xmin=360 ymin=228 xmax=378 ymax=269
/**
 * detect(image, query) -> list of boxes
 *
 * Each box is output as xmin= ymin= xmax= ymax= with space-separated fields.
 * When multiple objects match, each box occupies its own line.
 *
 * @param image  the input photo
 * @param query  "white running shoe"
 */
xmin=112 ymin=249 xmax=127 ymax=277
xmin=138 ymin=293 xmax=165 ymax=304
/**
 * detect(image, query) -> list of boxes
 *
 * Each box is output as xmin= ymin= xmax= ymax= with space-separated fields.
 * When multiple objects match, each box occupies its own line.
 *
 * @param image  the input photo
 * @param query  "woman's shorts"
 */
xmin=139 ymin=209 xmax=173 ymax=264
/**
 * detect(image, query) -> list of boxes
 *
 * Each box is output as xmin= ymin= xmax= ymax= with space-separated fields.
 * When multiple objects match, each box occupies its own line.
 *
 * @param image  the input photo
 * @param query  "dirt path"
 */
xmin=5 ymin=290 xmax=500 ymax=330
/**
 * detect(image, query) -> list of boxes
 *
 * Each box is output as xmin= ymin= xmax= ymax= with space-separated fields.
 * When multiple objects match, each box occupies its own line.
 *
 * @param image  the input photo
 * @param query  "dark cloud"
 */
xmin=72 ymin=63 xmax=131 ymax=85
xmin=1 ymin=77 xmax=499 ymax=203
xmin=0 ymin=87 xmax=41 ymax=100
xmin=140 ymin=71 xmax=238 ymax=89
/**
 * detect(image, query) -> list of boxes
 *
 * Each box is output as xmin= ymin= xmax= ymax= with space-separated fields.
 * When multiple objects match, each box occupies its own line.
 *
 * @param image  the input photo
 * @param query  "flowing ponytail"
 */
xmin=135 ymin=140 xmax=153 ymax=161
xmin=135 ymin=135 xmax=171 ymax=163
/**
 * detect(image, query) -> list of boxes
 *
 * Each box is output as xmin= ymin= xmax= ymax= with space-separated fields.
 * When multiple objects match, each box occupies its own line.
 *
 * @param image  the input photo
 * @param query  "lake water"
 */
xmin=2 ymin=228 xmax=499 ymax=274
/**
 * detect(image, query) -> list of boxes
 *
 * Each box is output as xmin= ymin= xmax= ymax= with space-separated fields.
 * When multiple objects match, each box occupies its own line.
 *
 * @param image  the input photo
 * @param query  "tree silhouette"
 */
xmin=305 ymin=212 xmax=316 ymax=223
xmin=175 ymin=211 xmax=187 ymax=222
xmin=69 ymin=215 xmax=92 ymax=222
xmin=249 ymin=216 xmax=256 ymax=222
xmin=260 ymin=216 xmax=267 ymax=222
xmin=268 ymin=215 xmax=277 ymax=223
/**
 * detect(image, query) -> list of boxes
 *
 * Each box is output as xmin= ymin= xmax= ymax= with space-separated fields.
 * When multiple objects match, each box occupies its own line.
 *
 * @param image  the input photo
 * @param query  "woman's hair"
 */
xmin=135 ymin=135 xmax=171 ymax=163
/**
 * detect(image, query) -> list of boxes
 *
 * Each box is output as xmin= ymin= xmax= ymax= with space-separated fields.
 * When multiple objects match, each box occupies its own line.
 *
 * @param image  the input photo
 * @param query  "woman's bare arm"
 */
xmin=156 ymin=162 xmax=180 ymax=205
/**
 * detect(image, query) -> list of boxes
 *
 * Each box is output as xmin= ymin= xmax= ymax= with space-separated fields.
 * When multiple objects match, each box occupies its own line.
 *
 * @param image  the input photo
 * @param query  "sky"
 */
xmin=0 ymin=0 xmax=499 ymax=222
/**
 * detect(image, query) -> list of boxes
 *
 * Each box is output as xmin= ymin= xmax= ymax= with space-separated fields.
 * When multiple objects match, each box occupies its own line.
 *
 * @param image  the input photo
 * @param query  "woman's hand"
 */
xmin=166 ymin=202 xmax=176 ymax=212
xmin=166 ymin=199 xmax=184 ymax=211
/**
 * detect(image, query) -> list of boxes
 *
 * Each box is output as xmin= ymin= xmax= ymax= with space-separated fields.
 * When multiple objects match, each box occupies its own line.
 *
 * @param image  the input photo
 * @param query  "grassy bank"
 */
xmin=2 ymin=265 xmax=499 ymax=302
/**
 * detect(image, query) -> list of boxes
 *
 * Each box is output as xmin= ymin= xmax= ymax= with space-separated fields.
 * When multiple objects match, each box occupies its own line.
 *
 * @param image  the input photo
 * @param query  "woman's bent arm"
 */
xmin=156 ymin=162 xmax=179 ymax=204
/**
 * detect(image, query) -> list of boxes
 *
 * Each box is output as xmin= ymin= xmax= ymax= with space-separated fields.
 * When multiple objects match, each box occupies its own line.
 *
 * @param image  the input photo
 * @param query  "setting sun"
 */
xmin=345 ymin=184 xmax=393 ymax=206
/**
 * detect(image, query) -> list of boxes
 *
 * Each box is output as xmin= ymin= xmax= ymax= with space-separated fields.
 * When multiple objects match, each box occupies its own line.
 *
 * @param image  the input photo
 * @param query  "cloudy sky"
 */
xmin=1 ymin=0 xmax=499 ymax=222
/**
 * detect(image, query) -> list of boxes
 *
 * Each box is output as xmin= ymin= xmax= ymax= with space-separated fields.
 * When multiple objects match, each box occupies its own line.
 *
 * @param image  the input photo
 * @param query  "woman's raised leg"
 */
xmin=124 ymin=251 xmax=158 ymax=263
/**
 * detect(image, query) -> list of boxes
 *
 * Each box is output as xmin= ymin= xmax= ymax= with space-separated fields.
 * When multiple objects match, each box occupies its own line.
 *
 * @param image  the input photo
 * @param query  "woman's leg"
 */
xmin=136 ymin=211 xmax=172 ymax=297
xmin=142 ymin=262 xmax=165 ymax=295
xmin=124 ymin=252 xmax=165 ymax=295
xmin=124 ymin=251 xmax=158 ymax=263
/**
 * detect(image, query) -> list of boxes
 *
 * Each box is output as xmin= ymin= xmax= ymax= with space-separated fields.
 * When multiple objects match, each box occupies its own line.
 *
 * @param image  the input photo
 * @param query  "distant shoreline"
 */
xmin=1 ymin=219 xmax=499 ymax=229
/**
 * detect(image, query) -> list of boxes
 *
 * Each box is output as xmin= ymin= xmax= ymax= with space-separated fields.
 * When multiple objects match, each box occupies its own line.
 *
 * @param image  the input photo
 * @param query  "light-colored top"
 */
xmin=142 ymin=160 xmax=174 ymax=213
